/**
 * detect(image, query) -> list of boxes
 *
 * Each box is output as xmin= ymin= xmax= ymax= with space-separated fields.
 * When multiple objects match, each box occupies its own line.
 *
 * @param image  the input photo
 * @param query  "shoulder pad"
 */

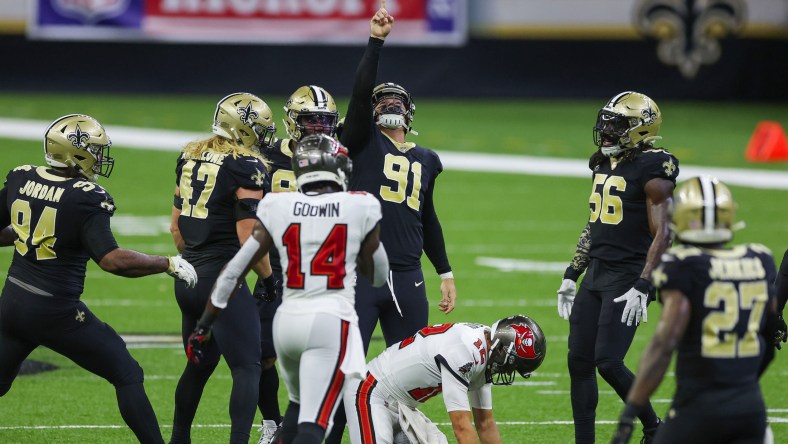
xmin=749 ymin=243 xmax=772 ymax=255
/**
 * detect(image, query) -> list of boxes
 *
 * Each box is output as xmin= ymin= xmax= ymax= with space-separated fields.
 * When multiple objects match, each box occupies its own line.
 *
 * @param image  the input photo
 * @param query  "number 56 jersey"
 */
xmin=257 ymin=191 xmax=381 ymax=319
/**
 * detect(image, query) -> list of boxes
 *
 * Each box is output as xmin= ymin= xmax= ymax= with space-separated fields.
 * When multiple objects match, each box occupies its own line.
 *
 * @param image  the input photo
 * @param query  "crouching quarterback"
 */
xmin=346 ymin=315 xmax=546 ymax=444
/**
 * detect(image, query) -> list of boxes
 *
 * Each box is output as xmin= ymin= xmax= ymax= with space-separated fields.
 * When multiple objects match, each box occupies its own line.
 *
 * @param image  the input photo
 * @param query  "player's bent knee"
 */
xmin=595 ymin=359 xmax=625 ymax=380
xmin=111 ymin=360 xmax=145 ymax=387
xmin=567 ymin=353 xmax=595 ymax=377
xmin=262 ymin=357 xmax=277 ymax=370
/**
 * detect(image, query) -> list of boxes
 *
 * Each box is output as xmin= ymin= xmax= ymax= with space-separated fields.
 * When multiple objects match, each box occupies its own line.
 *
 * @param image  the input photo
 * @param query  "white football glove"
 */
xmin=167 ymin=255 xmax=198 ymax=288
xmin=613 ymin=279 xmax=651 ymax=326
xmin=557 ymin=279 xmax=576 ymax=321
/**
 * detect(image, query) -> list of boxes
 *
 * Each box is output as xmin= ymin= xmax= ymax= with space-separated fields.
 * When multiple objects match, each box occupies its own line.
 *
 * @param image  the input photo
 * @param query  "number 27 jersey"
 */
xmin=257 ymin=191 xmax=381 ymax=317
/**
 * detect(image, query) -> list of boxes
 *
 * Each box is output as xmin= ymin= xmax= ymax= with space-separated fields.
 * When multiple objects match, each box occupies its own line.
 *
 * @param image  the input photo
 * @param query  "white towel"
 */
xmin=339 ymin=322 xmax=367 ymax=380
xmin=397 ymin=405 xmax=448 ymax=444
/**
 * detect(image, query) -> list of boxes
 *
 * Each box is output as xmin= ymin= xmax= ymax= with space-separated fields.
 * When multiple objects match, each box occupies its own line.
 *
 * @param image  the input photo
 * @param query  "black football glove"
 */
xmin=611 ymin=403 xmax=640 ymax=444
xmin=776 ymin=314 xmax=787 ymax=350
xmin=186 ymin=324 xmax=212 ymax=364
xmin=254 ymin=275 xmax=281 ymax=303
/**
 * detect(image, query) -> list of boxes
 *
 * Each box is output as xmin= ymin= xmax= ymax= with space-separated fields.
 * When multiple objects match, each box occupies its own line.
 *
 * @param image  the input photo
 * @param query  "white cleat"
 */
xmin=258 ymin=419 xmax=279 ymax=444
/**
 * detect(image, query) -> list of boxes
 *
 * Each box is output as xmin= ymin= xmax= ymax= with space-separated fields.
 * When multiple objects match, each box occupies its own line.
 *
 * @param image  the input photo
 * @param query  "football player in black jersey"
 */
xmin=327 ymin=4 xmax=457 ymax=442
xmin=612 ymin=176 xmax=780 ymax=444
xmin=0 ymin=114 xmax=197 ymax=444
xmin=557 ymin=92 xmax=678 ymax=443
xmin=774 ymin=249 xmax=788 ymax=348
xmin=249 ymin=84 xmax=340 ymax=444
xmin=169 ymin=93 xmax=276 ymax=444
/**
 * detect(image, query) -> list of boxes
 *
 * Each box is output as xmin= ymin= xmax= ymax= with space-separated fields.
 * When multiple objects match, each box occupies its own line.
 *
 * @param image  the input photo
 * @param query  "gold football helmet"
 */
xmin=44 ymin=114 xmax=114 ymax=181
xmin=593 ymin=91 xmax=662 ymax=157
xmin=212 ymin=92 xmax=276 ymax=149
xmin=372 ymin=82 xmax=416 ymax=134
xmin=283 ymin=85 xmax=339 ymax=141
xmin=672 ymin=176 xmax=740 ymax=244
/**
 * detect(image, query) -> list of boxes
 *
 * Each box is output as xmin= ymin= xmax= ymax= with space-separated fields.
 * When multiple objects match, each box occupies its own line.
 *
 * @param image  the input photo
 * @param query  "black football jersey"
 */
xmin=653 ymin=244 xmax=776 ymax=399
xmin=2 ymin=165 xmax=117 ymax=299
xmin=587 ymin=149 xmax=679 ymax=267
xmin=265 ymin=138 xmax=297 ymax=194
xmin=348 ymin=128 xmax=443 ymax=271
xmin=175 ymin=150 xmax=269 ymax=274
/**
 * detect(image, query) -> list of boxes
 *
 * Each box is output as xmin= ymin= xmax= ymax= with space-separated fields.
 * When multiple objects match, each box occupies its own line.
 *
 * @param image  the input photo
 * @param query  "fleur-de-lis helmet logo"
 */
xmin=67 ymin=124 xmax=91 ymax=149
xmin=237 ymin=102 xmax=259 ymax=126
xmin=641 ymin=107 xmax=657 ymax=125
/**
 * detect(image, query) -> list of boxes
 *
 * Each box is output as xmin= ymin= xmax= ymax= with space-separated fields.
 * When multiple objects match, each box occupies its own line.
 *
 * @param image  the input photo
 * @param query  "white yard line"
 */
xmin=2 ymin=117 xmax=787 ymax=189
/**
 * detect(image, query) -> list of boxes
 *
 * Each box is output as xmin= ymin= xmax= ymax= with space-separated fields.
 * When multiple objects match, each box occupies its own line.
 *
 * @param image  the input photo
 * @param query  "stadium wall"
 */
xmin=1 ymin=35 xmax=786 ymax=100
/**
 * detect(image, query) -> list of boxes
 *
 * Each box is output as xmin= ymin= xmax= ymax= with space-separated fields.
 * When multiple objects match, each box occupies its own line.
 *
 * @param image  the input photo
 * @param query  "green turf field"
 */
xmin=0 ymin=94 xmax=786 ymax=443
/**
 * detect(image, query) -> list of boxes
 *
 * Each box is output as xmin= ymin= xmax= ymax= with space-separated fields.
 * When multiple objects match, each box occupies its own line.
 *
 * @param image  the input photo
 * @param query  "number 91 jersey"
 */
xmin=652 ymin=243 xmax=776 ymax=396
xmin=588 ymin=149 xmax=679 ymax=265
xmin=258 ymin=191 xmax=381 ymax=318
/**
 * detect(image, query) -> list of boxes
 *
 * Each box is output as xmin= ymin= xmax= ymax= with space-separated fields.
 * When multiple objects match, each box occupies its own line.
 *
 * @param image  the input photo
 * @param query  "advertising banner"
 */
xmin=29 ymin=0 xmax=467 ymax=45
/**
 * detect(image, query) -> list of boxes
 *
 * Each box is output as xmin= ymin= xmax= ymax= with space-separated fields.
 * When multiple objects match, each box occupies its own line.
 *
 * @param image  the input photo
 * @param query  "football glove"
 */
xmin=186 ymin=324 xmax=212 ymax=365
xmin=610 ymin=402 xmax=641 ymax=444
xmin=167 ymin=255 xmax=198 ymax=288
xmin=557 ymin=279 xmax=576 ymax=321
xmin=253 ymin=275 xmax=281 ymax=303
xmin=776 ymin=314 xmax=787 ymax=350
xmin=614 ymin=278 xmax=652 ymax=326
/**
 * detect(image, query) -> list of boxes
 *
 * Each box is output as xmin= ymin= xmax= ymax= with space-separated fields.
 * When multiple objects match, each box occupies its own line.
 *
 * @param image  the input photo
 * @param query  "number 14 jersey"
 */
xmin=258 ymin=191 xmax=381 ymax=319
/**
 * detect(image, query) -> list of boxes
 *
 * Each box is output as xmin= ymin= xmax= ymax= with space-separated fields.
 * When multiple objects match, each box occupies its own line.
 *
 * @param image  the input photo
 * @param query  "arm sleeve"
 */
xmin=81 ymin=213 xmax=119 ymax=262
xmin=340 ymin=37 xmax=384 ymax=156
xmin=439 ymin=363 xmax=472 ymax=412
xmin=422 ymin=178 xmax=451 ymax=275
xmin=776 ymin=249 xmax=788 ymax=313
xmin=0 ymin=186 xmax=9 ymax=227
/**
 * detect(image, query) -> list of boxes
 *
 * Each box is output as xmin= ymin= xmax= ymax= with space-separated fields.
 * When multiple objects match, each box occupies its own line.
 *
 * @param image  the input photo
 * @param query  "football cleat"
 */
xmin=257 ymin=419 xmax=280 ymax=444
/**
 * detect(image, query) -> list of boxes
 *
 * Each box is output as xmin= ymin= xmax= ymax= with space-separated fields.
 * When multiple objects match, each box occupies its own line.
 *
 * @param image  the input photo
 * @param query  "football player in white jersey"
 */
xmin=347 ymin=315 xmax=546 ymax=444
xmin=188 ymin=134 xmax=390 ymax=444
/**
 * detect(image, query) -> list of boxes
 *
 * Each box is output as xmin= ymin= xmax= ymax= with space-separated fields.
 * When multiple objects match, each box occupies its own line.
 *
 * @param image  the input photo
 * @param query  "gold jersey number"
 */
xmin=702 ymin=280 xmax=768 ymax=358
xmin=11 ymin=199 xmax=57 ymax=260
xmin=589 ymin=174 xmax=625 ymax=225
xmin=380 ymin=154 xmax=422 ymax=211
xmin=180 ymin=160 xmax=219 ymax=219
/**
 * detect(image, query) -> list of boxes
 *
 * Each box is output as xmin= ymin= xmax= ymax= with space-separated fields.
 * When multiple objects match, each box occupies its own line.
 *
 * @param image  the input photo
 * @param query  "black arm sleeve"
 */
xmin=422 ymin=178 xmax=451 ymax=275
xmin=0 ymin=186 xmax=9 ymax=227
xmin=340 ymin=37 xmax=384 ymax=156
xmin=777 ymin=249 xmax=788 ymax=313
xmin=81 ymin=213 xmax=119 ymax=262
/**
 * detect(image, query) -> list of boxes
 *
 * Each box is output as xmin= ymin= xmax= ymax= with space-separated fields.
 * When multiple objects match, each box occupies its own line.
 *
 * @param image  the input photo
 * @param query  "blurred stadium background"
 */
xmin=0 ymin=1 xmax=786 ymax=443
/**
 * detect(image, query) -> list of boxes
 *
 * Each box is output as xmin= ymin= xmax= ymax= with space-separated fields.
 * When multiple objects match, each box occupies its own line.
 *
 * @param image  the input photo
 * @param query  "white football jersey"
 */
xmin=367 ymin=323 xmax=493 ymax=412
xmin=258 ymin=191 xmax=381 ymax=320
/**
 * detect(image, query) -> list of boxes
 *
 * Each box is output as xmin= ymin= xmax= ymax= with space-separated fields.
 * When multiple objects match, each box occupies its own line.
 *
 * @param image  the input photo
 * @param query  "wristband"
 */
xmin=563 ymin=266 xmax=582 ymax=282
xmin=439 ymin=271 xmax=454 ymax=280
xmin=634 ymin=277 xmax=652 ymax=294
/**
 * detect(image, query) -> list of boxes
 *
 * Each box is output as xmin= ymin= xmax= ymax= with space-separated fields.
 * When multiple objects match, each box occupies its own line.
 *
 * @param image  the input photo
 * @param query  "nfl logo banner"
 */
xmin=29 ymin=0 xmax=467 ymax=46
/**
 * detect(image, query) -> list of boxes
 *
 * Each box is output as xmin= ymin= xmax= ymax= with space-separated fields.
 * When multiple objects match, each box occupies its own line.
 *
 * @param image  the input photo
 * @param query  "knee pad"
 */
xmin=567 ymin=353 xmax=595 ymax=378
xmin=111 ymin=360 xmax=145 ymax=387
xmin=231 ymin=363 xmax=261 ymax=382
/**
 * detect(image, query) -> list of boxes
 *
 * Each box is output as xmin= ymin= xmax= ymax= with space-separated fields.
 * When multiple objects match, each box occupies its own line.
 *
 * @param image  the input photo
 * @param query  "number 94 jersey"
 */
xmin=2 ymin=165 xmax=117 ymax=299
xmin=652 ymin=243 xmax=776 ymax=396
xmin=258 ymin=191 xmax=381 ymax=319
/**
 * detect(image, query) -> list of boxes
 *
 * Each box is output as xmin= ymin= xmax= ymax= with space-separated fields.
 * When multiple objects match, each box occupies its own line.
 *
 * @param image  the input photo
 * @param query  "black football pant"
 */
xmin=654 ymin=385 xmax=765 ymax=444
xmin=254 ymin=270 xmax=284 ymax=425
xmin=567 ymin=284 xmax=659 ymax=444
xmin=171 ymin=277 xmax=261 ymax=444
xmin=326 ymin=268 xmax=430 ymax=444
xmin=0 ymin=282 xmax=164 ymax=443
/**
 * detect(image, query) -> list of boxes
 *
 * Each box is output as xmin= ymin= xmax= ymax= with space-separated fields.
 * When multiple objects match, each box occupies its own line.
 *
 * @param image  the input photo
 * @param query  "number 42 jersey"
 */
xmin=257 ymin=191 xmax=381 ymax=319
